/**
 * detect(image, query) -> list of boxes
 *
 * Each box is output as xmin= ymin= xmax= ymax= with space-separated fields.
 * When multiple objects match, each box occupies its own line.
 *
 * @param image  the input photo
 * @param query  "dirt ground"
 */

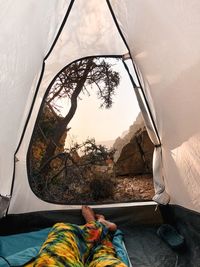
xmin=39 ymin=172 xmax=155 ymax=204
xmin=113 ymin=174 xmax=154 ymax=202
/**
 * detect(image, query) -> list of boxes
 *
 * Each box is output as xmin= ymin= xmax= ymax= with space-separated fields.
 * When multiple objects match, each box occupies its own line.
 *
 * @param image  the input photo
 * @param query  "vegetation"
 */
xmin=41 ymin=57 xmax=120 ymax=167
xmin=28 ymin=57 xmax=154 ymax=204
xmin=28 ymin=57 xmax=120 ymax=202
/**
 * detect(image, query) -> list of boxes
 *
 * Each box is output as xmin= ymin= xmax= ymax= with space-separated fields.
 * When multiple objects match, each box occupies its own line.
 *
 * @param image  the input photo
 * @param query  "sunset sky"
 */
xmin=64 ymin=59 xmax=140 ymax=147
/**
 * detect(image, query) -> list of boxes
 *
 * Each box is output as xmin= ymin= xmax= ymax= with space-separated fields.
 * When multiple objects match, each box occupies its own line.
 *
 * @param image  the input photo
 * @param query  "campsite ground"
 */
xmin=58 ymin=174 xmax=155 ymax=204
xmin=113 ymin=174 xmax=154 ymax=202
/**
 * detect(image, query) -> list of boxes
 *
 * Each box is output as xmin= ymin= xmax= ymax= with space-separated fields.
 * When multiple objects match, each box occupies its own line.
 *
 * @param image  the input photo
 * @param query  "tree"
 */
xmin=35 ymin=57 xmax=120 ymax=174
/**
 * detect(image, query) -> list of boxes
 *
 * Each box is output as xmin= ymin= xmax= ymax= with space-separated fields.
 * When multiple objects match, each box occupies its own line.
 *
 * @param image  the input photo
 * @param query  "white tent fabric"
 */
xmin=1 ymin=0 xmax=200 ymax=215
xmin=0 ymin=0 xmax=68 ymax=197
xmin=123 ymin=58 xmax=170 ymax=205
xmin=6 ymin=0 xmax=127 ymax=214
xmin=111 ymin=0 xmax=200 ymax=211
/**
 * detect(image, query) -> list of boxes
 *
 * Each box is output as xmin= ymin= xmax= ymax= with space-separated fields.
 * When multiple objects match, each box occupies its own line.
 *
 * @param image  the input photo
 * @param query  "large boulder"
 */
xmin=115 ymin=129 xmax=154 ymax=176
xmin=113 ymin=113 xmax=144 ymax=161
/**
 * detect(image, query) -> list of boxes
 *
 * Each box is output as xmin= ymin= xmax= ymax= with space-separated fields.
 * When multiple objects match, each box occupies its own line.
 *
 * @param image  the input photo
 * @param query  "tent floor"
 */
xmin=122 ymin=224 xmax=185 ymax=267
xmin=0 ymin=204 xmax=200 ymax=267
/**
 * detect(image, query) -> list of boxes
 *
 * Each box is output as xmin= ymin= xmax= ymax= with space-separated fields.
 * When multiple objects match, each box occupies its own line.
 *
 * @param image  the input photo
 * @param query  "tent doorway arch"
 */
xmin=27 ymin=55 xmax=154 ymax=205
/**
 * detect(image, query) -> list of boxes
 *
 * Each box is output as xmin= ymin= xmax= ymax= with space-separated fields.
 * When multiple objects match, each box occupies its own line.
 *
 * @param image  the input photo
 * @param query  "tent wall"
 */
xmin=1 ymin=0 xmax=200 ymax=215
xmin=110 ymin=0 xmax=200 ymax=212
xmin=0 ymin=0 xmax=69 ymax=215
xmin=7 ymin=0 xmax=127 ymax=214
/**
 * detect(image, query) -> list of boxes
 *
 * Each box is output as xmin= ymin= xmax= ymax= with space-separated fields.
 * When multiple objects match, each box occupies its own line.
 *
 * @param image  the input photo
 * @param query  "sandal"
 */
xmin=157 ymin=224 xmax=184 ymax=249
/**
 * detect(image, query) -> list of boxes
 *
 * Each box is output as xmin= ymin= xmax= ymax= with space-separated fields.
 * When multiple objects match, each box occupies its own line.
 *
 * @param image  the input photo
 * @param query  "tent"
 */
xmin=0 ymin=1 xmax=200 ymax=266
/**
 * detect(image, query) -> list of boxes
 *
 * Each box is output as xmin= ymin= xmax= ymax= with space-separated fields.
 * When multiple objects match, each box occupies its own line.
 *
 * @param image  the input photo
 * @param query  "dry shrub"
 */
xmin=89 ymin=174 xmax=114 ymax=201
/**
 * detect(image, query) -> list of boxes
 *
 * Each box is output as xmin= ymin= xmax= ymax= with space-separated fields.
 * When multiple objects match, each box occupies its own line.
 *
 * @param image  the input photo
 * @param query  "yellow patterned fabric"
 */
xmin=25 ymin=221 xmax=127 ymax=267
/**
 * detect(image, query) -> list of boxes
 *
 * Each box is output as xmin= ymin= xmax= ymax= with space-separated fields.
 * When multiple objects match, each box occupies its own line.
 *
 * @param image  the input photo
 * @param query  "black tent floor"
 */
xmin=1 ymin=204 xmax=200 ymax=267
xmin=122 ymin=224 xmax=185 ymax=267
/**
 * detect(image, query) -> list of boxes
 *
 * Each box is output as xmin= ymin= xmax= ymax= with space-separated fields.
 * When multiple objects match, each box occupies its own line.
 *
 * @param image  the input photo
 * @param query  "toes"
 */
xmin=95 ymin=214 xmax=105 ymax=220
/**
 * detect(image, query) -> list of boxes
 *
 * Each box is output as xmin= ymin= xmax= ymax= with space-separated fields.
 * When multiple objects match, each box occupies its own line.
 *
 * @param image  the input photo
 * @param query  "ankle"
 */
xmin=98 ymin=218 xmax=117 ymax=231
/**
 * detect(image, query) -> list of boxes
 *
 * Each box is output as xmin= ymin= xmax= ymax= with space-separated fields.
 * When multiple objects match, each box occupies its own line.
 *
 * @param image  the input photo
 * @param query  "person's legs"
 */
xmin=88 ymin=239 xmax=128 ymax=267
xmin=82 ymin=206 xmax=117 ymax=232
xmin=79 ymin=206 xmax=105 ymax=262
xmin=25 ymin=222 xmax=85 ymax=267
xmin=82 ymin=206 xmax=128 ymax=267
xmin=25 ymin=206 xmax=111 ymax=267
xmin=25 ymin=206 xmax=127 ymax=267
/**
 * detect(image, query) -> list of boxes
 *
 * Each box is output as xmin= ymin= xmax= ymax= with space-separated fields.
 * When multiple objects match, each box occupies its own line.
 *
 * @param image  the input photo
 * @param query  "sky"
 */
xmin=62 ymin=59 xmax=140 ymax=147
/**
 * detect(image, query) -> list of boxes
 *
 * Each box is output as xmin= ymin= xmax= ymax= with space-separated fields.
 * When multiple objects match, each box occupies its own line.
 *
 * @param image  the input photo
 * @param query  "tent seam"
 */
xmin=106 ymin=0 xmax=161 ymax=145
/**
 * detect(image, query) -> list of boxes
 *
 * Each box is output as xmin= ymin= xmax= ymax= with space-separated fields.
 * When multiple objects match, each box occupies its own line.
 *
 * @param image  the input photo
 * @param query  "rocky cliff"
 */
xmin=113 ymin=113 xmax=145 ymax=161
xmin=113 ymin=113 xmax=154 ymax=176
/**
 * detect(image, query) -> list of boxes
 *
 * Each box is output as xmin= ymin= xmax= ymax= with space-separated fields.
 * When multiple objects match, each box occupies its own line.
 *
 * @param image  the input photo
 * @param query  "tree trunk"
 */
xmin=40 ymin=58 xmax=94 ymax=170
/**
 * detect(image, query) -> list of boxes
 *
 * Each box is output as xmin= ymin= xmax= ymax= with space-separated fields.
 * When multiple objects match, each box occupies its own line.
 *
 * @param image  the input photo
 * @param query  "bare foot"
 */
xmin=82 ymin=205 xmax=95 ymax=223
xmin=98 ymin=217 xmax=117 ymax=232
xmin=95 ymin=214 xmax=105 ymax=220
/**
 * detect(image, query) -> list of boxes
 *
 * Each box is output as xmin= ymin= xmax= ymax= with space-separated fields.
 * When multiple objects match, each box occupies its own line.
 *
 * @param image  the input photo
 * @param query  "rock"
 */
xmin=115 ymin=137 xmax=144 ymax=175
xmin=113 ymin=113 xmax=145 ymax=161
xmin=115 ymin=128 xmax=154 ymax=176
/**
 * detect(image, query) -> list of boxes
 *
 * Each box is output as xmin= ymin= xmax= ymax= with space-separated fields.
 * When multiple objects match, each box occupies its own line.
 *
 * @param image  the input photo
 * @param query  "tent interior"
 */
xmin=1 ymin=205 xmax=200 ymax=266
xmin=1 ymin=1 xmax=200 ymax=266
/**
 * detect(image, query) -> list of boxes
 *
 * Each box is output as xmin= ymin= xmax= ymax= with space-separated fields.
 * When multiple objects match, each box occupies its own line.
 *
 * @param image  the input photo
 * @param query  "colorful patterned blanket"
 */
xmin=0 ymin=226 xmax=130 ymax=267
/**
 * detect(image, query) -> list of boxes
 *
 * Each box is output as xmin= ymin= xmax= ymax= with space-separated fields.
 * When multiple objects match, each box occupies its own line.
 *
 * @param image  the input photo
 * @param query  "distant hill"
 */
xmin=95 ymin=112 xmax=144 ymax=154
xmin=96 ymin=139 xmax=115 ymax=148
